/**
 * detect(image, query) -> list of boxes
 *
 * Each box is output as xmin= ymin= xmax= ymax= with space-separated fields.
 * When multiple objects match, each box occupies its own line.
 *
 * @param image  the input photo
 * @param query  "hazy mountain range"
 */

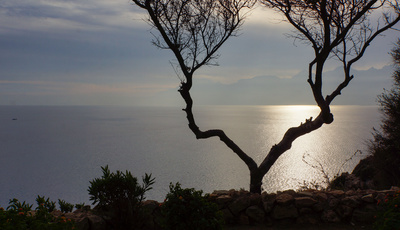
xmin=153 ymin=65 xmax=394 ymax=106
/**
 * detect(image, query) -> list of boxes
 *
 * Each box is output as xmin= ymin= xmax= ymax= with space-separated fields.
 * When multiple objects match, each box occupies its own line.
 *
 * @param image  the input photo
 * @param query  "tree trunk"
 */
xmin=250 ymin=169 xmax=263 ymax=193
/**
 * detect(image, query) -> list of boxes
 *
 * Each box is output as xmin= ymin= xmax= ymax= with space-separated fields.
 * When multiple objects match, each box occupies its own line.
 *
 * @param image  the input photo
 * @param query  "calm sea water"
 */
xmin=0 ymin=105 xmax=380 ymax=207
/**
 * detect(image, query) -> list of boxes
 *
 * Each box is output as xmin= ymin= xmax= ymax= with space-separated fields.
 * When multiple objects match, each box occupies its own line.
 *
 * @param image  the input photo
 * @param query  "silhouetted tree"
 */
xmin=366 ymin=39 xmax=400 ymax=188
xmin=132 ymin=0 xmax=400 ymax=193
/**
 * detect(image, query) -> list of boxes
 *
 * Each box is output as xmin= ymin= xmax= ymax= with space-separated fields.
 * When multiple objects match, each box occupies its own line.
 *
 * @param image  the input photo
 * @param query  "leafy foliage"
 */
xmin=161 ymin=182 xmax=223 ymax=230
xmin=0 ymin=197 xmax=74 ymax=230
xmin=58 ymin=200 xmax=74 ymax=213
xmin=88 ymin=165 xmax=155 ymax=229
xmin=374 ymin=190 xmax=400 ymax=230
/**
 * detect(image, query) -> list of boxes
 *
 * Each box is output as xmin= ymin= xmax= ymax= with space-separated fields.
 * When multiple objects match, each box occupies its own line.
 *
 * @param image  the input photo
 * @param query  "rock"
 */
xmin=238 ymin=213 xmax=250 ymax=225
xmin=328 ymin=198 xmax=340 ymax=209
xmin=375 ymin=192 xmax=386 ymax=202
xmin=361 ymin=194 xmax=375 ymax=203
xmin=345 ymin=190 xmax=356 ymax=196
xmin=341 ymin=196 xmax=361 ymax=208
xmin=87 ymin=214 xmax=106 ymax=230
xmin=296 ymin=214 xmax=319 ymax=225
xmin=228 ymin=196 xmax=251 ymax=216
xmin=272 ymin=204 xmax=298 ymax=219
xmin=212 ymin=190 xmax=230 ymax=196
xmin=249 ymin=193 xmax=262 ymax=206
xmin=352 ymin=204 xmax=377 ymax=223
xmin=215 ymin=195 xmax=233 ymax=205
xmin=380 ymin=189 xmax=396 ymax=196
xmin=261 ymin=193 xmax=276 ymax=213
xmin=276 ymin=193 xmax=294 ymax=205
xmin=63 ymin=209 xmax=106 ymax=230
xmin=315 ymin=192 xmax=328 ymax=201
xmin=335 ymin=205 xmax=353 ymax=219
xmin=220 ymin=208 xmax=235 ymax=224
xmin=344 ymin=174 xmax=362 ymax=190
xmin=391 ymin=186 xmax=400 ymax=191
xmin=295 ymin=197 xmax=317 ymax=208
xmin=329 ymin=190 xmax=345 ymax=197
xmin=297 ymin=191 xmax=313 ymax=197
xmin=298 ymin=207 xmax=313 ymax=215
xmin=321 ymin=210 xmax=340 ymax=223
xmin=312 ymin=202 xmax=325 ymax=212
xmin=245 ymin=205 xmax=265 ymax=223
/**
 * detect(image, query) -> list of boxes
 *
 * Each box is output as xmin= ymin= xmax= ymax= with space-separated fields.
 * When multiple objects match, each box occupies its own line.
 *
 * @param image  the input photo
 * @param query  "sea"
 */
xmin=0 ymin=105 xmax=381 ymax=208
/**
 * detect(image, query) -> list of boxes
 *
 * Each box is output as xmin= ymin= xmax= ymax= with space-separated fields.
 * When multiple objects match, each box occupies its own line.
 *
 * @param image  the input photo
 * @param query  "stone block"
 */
xmin=245 ymin=205 xmax=265 ymax=223
xmin=272 ymin=204 xmax=298 ymax=219
xmin=295 ymin=197 xmax=317 ymax=208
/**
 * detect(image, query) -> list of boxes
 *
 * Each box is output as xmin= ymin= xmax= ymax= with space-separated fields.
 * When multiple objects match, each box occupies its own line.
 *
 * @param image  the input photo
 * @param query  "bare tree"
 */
xmin=132 ymin=0 xmax=400 ymax=194
xmin=255 ymin=0 xmax=400 ymax=191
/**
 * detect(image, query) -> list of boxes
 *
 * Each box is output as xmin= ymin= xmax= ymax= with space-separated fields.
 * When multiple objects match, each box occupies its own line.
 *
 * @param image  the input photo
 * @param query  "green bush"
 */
xmin=58 ymin=200 xmax=74 ymax=213
xmin=161 ymin=182 xmax=223 ymax=230
xmin=0 ymin=197 xmax=74 ymax=230
xmin=74 ymin=203 xmax=85 ymax=210
xmin=374 ymin=190 xmax=400 ymax=230
xmin=88 ymin=165 xmax=155 ymax=229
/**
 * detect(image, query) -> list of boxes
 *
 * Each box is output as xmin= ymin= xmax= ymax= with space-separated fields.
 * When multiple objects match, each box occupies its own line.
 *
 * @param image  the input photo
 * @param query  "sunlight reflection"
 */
xmin=258 ymin=105 xmax=376 ymax=193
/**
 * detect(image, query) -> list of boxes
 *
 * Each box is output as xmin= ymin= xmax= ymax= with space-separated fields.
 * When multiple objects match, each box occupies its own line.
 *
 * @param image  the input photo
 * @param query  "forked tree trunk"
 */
xmin=179 ymin=82 xmax=332 ymax=194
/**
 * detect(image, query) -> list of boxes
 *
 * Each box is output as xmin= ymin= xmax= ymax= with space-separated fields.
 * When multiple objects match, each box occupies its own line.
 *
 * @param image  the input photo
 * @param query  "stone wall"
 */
xmin=64 ymin=187 xmax=399 ymax=230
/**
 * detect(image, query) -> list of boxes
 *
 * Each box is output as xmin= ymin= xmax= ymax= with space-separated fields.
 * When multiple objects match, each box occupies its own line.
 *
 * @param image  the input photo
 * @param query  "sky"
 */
xmin=1 ymin=0 xmax=400 ymax=106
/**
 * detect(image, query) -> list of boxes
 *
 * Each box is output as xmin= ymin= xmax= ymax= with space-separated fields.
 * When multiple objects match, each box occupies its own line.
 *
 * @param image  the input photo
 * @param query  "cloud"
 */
xmin=0 ymin=0 xmax=147 ymax=35
xmin=0 ymin=0 xmax=398 ymax=106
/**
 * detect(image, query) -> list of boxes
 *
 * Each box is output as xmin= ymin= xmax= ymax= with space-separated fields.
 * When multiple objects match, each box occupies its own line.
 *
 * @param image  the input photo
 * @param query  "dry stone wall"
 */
xmin=64 ymin=187 xmax=399 ymax=230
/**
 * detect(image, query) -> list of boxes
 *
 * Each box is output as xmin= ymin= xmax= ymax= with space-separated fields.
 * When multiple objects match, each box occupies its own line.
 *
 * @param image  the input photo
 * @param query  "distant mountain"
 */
xmin=153 ymin=65 xmax=393 ymax=105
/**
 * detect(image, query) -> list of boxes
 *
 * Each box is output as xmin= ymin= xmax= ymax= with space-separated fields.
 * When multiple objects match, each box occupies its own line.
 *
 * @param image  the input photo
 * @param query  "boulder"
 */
xmin=63 ymin=209 xmax=106 ymax=230
xmin=245 ymin=205 xmax=265 ymax=223
xmin=216 ymin=195 xmax=233 ymax=205
xmin=329 ymin=190 xmax=345 ymax=197
xmin=272 ymin=204 xmax=298 ymax=219
xmin=87 ymin=214 xmax=107 ymax=230
xmin=212 ymin=190 xmax=230 ymax=196
xmin=249 ymin=193 xmax=262 ymax=206
xmin=328 ymin=198 xmax=340 ymax=209
xmin=261 ymin=193 xmax=276 ymax=213
xmin=297 ymin=191 xmax=313 ymax=197
xmin=335 ymin=205 xmax=353 ymax=219
xmin=315 ymin=192 xmax=328 ymax=201
xmin=321 ymin=210 xmax=340 ymax=223
xmin=238 ymin=213 xmax=250 ymax=225
xmin=276 ymin=193 xmax=294 ymax=205
xmin=228 ymin=196 xmax=251 ymax=216
xmin=341 ymin=195 xmax=361 ymax=208
xmin=361 ymin=194 xmax=375 ymax=203
xmin=295 ymin=197 xmax=317 ymax=208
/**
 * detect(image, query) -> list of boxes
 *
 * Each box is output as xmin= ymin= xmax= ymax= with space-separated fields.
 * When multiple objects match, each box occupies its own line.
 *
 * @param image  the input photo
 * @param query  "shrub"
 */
xmin=0 ymin=197 xmax=75 ymax=230
xmin=88 ymin=165 xmax=155 ymax=229
xmin=161 ymin=182 xmax=223 ymax=230
xmin=374 ymin=190 xmax=400 ymax=230
xmin=74 ymin=203 xmax=85 ymax=210
xmin=367 ymin=39 xmax=400 ymax=189
xmin=58 ymin=199 xmax=74 ymax=213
